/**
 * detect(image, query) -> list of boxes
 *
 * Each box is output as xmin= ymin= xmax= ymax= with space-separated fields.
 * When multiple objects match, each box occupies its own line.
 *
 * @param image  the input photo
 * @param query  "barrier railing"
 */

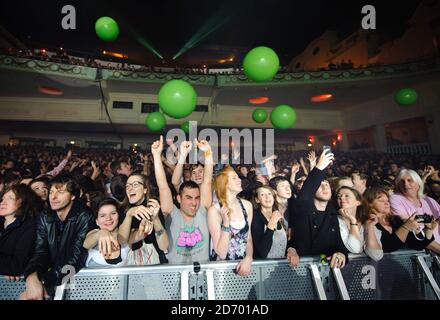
xmin=1 ymin=250 xmax=438 ymax=300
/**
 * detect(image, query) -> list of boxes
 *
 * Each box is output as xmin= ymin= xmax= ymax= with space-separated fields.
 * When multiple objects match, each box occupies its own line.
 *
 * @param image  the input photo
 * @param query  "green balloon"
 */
xmin=145 ymin=112 xmax=166 ymax=131
xmin=181 ymin=121 xmax=190 ymax=134
xmin=270 ymin=105 xmax=297 ymax=129
xmin=252 ymin=109 xmax=267 ymax=123
xmin=95 ymin=17 xmax=119 ymax=42
xmin=395 ymin=88 xmax=418 ymax=105
xmin=243 ymin=46 xmax=280 ymax=82
xmin=158 ymin=80 xmax=197 ymax=119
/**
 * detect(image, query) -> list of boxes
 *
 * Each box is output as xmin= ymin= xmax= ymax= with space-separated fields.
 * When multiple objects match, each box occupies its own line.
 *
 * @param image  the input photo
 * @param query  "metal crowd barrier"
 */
xmin=1 ymin=250 xmax=439 ymax=300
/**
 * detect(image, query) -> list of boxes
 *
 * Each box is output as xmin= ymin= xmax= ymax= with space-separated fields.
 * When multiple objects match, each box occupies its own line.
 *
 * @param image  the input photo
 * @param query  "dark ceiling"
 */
xmin=0 ymin=0 xmax=423 ymax=66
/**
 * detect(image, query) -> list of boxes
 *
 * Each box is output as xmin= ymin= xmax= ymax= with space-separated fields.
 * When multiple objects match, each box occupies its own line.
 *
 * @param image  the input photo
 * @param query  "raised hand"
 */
xmin=316 ymin=150 xmax=335 ymax=171
xmin=179 ymin=141 xmax=193 ymax=156
xmin=233 ymin=148 xmax=240 ymax=160
xmin=291 ymin=163 xmax=300 ymax=175
xmin=195 ymin=139 xmax=211 ymax=153
xmin=307 ymin=151 xmax=317 ymax=169
xmin=151 ymin=135 xmax=164 ymax=158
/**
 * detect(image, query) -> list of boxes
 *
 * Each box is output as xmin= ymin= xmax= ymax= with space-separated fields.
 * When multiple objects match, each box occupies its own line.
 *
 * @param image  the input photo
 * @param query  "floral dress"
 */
xmin=226 ymin=198 xmax=249 ymax=260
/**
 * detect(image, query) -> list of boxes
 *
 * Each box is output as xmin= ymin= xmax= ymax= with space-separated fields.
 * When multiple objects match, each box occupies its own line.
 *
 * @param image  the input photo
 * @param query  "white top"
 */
xmin=363 ymin=227 xmax=384 ymax=261
xmin=86 ymin=243 xmax=130 ymax=267
xmin=338 ymin=217 xmax=364 ymax=254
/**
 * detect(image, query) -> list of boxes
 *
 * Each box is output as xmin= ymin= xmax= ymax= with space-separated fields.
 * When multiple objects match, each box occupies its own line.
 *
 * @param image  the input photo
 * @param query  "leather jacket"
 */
xmin=24 ymin=200 xmax=93 ymax=287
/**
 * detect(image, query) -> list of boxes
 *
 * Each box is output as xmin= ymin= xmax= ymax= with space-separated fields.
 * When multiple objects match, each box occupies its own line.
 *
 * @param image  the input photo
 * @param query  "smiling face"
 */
xmin=0 ymin=190 xmax=21 ymax=217
xmin=96 ymin=204 xmax=119 ymax=232
xmin=337 ymin=188 xmax=361 ymax=209
xmin=256 ymin=187 xmax=275 ymax=209
xmin=126 ymin=175 xmax=147 ymax=205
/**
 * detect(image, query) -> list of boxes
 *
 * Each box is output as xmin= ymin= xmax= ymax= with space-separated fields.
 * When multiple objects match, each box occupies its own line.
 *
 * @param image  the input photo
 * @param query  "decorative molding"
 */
xmin=0 ymin=55 xmax=97 ymax=79
xmin=2 ymin=54 xmax=439 ymax=87
xmin=101 ymin=69 xmax=216 ymax=86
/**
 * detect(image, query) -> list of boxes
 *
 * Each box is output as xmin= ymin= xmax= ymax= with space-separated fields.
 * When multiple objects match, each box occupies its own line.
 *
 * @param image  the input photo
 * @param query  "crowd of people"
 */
xmin=0 ymin=140 xmax=440 ymax=299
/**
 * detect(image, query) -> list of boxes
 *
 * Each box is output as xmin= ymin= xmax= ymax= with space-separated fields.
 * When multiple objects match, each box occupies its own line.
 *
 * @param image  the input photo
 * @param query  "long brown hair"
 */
xmin=337 ymin=186 xmax=368 ymax=224
xmin=252 ymin=185 xmax=285 ymax=231
xmin=122 ymin=173 xmax=151 ymax=213
xmin=2 ymin=184 xmax=43 ymax=219
xmin=251 ymin=186 xmax=278 ymax=211
xmin=363 ymin=187 xmax=392 ymax=223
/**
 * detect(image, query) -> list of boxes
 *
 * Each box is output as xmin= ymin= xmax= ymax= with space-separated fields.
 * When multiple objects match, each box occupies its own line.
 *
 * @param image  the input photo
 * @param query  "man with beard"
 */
xmin=20 ymin=174 xmax=93 ymax=300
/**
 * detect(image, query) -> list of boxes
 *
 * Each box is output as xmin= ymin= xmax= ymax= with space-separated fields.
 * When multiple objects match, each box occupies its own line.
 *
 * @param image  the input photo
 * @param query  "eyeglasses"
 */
xmin=125 ymin=181 xmax=143 ymax=189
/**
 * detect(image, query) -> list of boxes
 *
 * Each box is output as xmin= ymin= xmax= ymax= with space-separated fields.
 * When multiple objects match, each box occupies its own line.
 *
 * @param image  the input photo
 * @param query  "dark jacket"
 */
xmin=0 ymin=215 xmax=36 ymax=276
xmin=376 ymin=216 xmax=434 ymax=252
xmin=287 ymin=167 xmax=348 ymax=257
xmin=252 ymin=209 xmax=287 ymax=259
xmin=23 ymin=200 xmax=93 ymax=287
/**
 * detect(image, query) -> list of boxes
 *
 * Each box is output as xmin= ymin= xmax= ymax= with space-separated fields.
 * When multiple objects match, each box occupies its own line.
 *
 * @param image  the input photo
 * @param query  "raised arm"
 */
xmin=171 ymin=141 xmax=192 ymax=192
xmin=152 ymin=136 xmax=174 ymax=215
xmin=197 ymin=139 xmax=213 ymax=209
xmin=37 ymin=150 xmax=71 ymax=178
xmin=296 ymin=151 xmax=334 ymax=202
xmin=290 ymin=163 xmax=300 ymax=185
xmin=307 ymin=151 xmax=317 ymax=172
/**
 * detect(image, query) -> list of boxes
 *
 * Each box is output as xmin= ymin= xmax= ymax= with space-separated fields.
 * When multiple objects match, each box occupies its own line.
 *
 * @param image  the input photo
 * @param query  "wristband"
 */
xmin=221 ymin=225 xmax=231 ymax=232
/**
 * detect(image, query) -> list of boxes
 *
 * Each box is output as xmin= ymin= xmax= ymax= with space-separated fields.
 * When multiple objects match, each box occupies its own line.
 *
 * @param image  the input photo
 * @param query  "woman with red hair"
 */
xmin=208 ymin=166 xmax=254 ymax=276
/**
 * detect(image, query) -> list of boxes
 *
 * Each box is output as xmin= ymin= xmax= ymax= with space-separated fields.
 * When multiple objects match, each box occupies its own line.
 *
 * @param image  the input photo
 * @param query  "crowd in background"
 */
xmin=1 ymin=141 xmax=439 ymax=299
